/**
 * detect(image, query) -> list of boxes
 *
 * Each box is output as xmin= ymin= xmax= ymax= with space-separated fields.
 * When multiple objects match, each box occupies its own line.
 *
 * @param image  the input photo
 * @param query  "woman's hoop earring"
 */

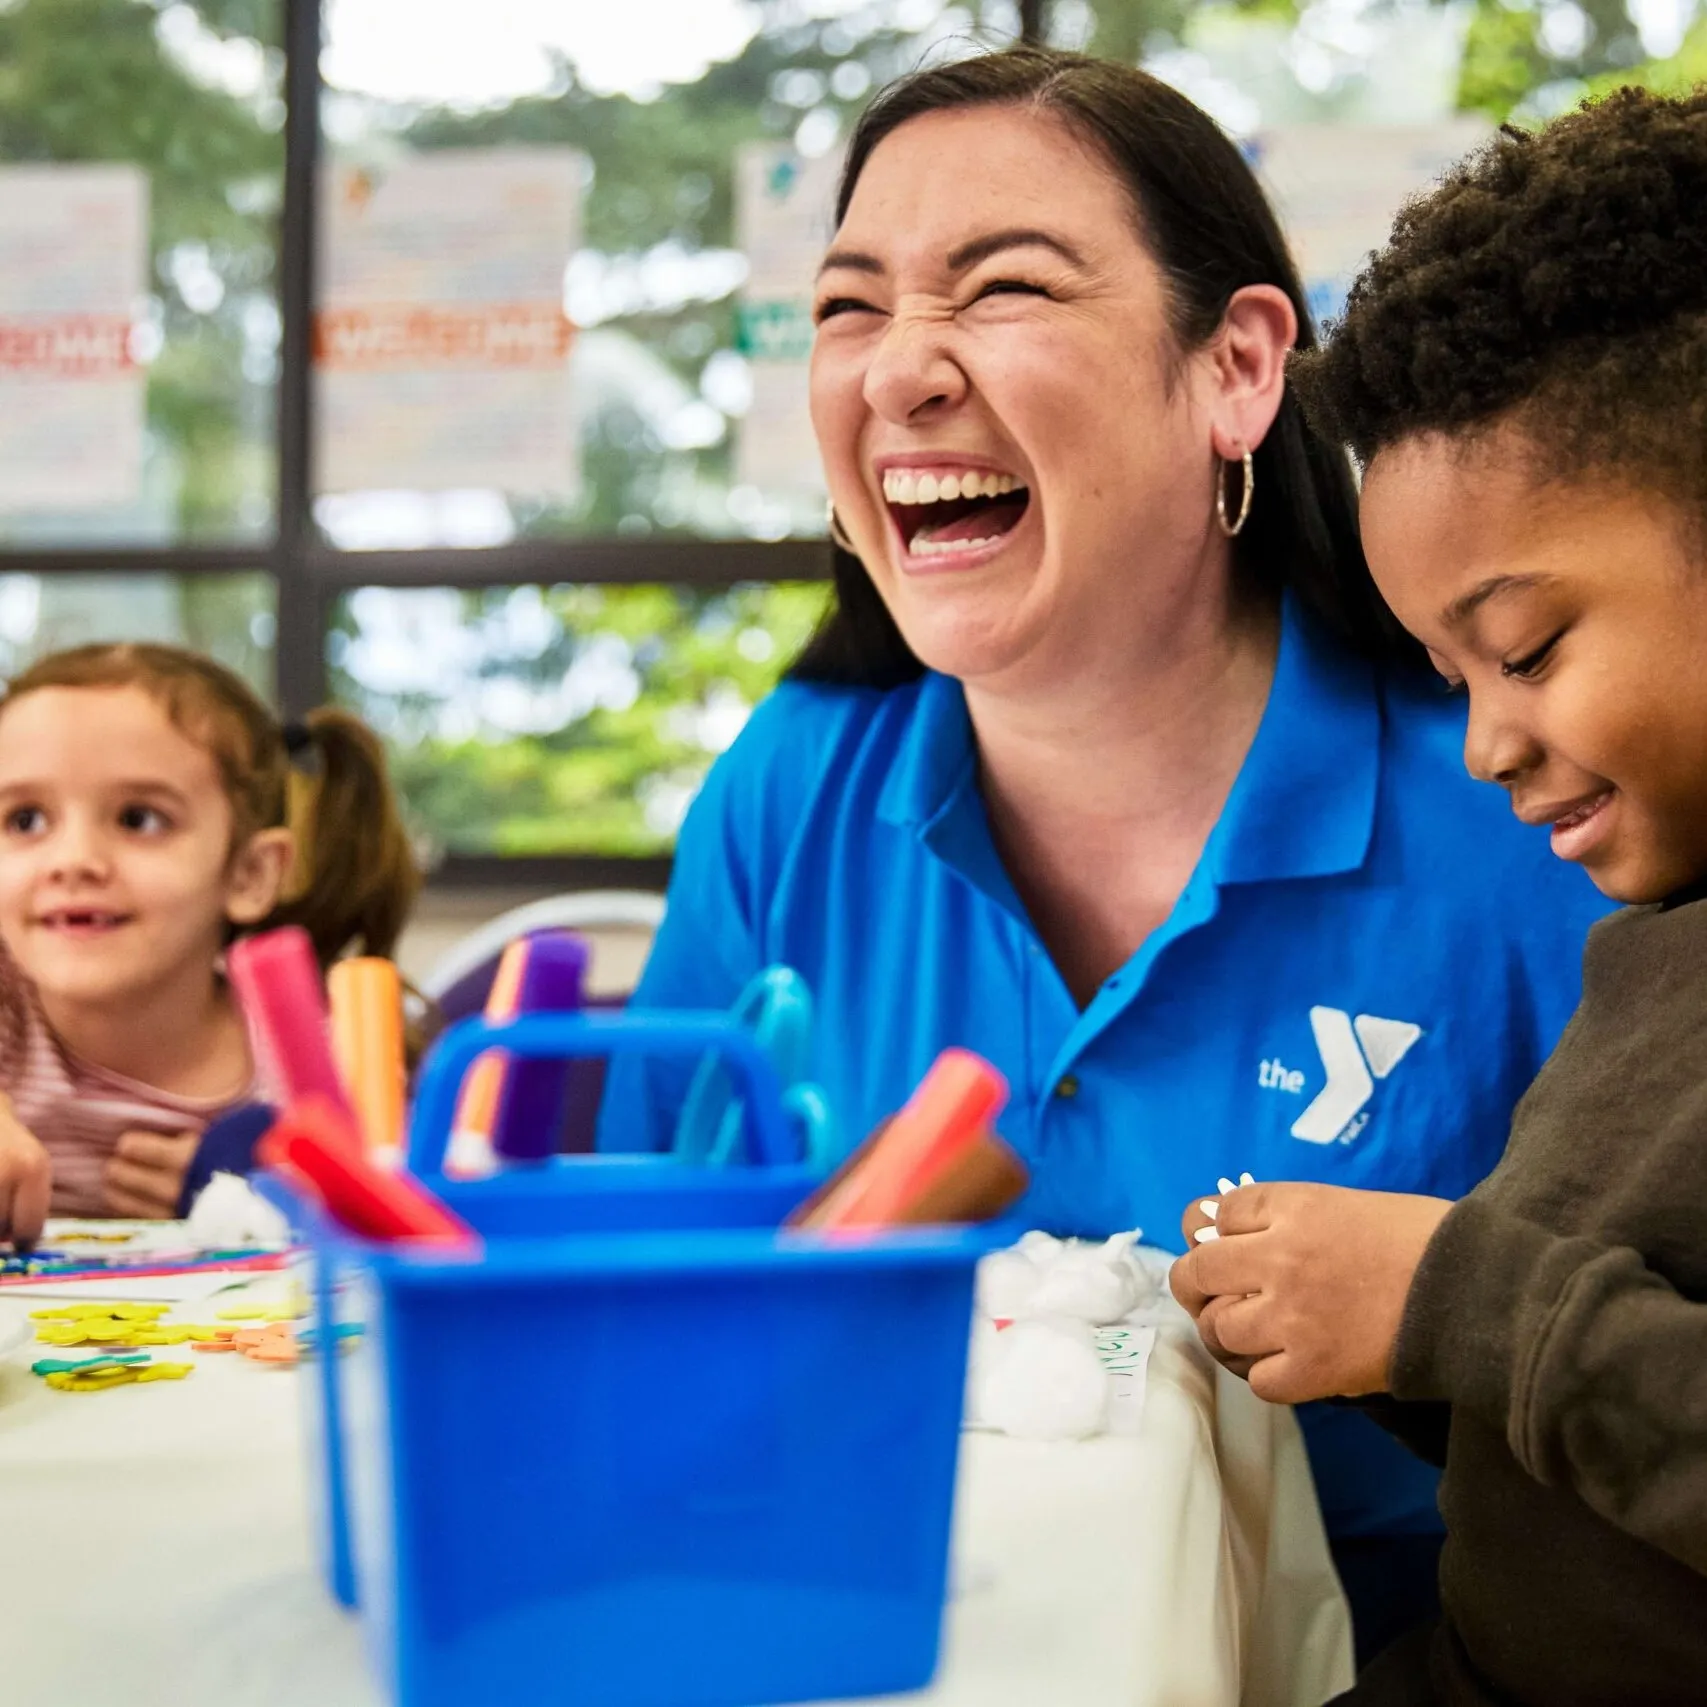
xmin=1216 ymin=449 xmax=1254 ymax=539
xmin=827 ymin=502 xmax=858 ymax=553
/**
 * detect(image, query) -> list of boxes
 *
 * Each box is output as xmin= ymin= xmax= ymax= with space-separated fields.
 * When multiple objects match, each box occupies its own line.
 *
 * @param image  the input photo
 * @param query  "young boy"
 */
xmin=1171 ymin=88 xmax=1707 ymax=1704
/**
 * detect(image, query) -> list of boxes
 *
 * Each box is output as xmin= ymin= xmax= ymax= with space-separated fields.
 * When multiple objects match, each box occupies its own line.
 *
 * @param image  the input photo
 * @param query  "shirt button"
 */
xmin=1054 ymin=1074 xmax=1080 ymax=1099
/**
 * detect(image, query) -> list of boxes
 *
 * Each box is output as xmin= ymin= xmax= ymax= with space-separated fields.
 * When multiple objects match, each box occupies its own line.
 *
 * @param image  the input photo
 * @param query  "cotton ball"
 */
xmin=1014 ymin=1229 xmax=1060 ymax=1262
xmin=186 ymin=1171 xmax=291 ymax=1249
xmin=977 ymin=1246 xmax=1046 ymax=1321
xmin=964 ymin=1314 xmax=1003 ymax=1429
xmin=979 ymin=1318 xmax=1109 ymax=1441
xmin=1023 ymin=1230 xmax=1150 ymax=1325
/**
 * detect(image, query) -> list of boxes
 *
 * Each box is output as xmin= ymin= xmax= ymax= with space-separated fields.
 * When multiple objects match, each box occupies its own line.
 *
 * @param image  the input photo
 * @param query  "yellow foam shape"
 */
xmin=215 ymin=1305 xmax=298 ymax=1322
xmin=30 ymin=1303 xmax=167 ymax=1321
xmin=36 ymin=1318 xmax=207 ymax=1347
xmin=44 ymin=1361 xmax=192 ymax=1392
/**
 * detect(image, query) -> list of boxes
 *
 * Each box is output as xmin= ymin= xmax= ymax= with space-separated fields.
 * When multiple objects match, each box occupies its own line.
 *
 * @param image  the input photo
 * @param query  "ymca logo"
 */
xmin=1259 ymin=1007 xmax=1423 ymax=1145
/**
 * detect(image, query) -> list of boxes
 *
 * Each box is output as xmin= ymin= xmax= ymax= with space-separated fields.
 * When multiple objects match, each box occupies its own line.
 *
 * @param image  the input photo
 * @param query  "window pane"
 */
xmin=328 ymin=581 xmax=829 ymax=858
xmin=0 ymin=0 xmax=284 ymax=547
xmin=0 ymin=572 xmax=276 ymax=695
xmin=314 ymin=0 xmax=1022 ymax=550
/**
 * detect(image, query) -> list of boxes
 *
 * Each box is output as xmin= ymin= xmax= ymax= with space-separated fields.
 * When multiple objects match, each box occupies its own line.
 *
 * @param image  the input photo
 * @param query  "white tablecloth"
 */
xmin=0 ymin=1275 xmax=1351 ymax=1707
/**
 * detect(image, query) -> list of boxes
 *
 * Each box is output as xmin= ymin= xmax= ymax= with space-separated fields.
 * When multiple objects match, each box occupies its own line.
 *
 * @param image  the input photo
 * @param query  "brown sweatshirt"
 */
xmin=1380 ymin=892 xmax=1707 ymax=1704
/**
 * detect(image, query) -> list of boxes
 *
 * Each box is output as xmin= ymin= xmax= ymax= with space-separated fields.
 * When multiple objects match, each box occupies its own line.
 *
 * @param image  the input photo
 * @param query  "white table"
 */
xmin=0 ymin=1270 xmax=1351 ymax=1707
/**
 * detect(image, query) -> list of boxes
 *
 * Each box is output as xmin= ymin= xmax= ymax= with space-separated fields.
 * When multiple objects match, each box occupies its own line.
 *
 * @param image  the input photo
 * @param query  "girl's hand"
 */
xmin=0 ymin=1095 xmax=52 ymax=1248
xmin=103 ymin=1129 xmax=199 ymax=1220
xmin=1169 ymin=1181 xmax=1453 ymax=1404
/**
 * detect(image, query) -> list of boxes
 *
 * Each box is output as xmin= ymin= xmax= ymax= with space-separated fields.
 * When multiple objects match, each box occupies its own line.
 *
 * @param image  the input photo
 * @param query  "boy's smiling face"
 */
xmin=1362 ymin=428 xmax=1707 ymax=903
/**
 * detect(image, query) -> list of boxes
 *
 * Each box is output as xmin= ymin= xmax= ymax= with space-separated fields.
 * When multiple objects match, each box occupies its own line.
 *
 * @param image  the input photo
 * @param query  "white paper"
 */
xmin=0 ymin=1271 xmax=241 ymax=1305
xmin=1097 ymin=1322 xmax=1156 ymax=1437
xmin=733 ymin=144 xmax=841 ymax=497
xmin=316 ymin=147 xmax=583 ymax=495
xmin=1250 ymin=121 xmax=1492 ymax=323
xmin=0 ymin=163 xmax=147 ymax=513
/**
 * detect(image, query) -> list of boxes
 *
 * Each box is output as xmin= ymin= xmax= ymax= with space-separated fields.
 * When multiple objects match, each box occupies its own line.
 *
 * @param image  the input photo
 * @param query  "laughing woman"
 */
xmin=599 ymin=46 xmax=1609 ymax=1657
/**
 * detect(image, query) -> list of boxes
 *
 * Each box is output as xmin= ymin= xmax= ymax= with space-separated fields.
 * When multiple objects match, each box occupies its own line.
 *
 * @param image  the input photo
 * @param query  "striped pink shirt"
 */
xmin=0 ymin=959 xmax=258 ymax=1217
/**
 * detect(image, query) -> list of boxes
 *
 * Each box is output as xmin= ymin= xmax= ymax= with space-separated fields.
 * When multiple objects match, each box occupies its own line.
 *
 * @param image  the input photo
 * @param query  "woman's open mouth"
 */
xmin=881 ymin=467 xmax=1031 ymax=566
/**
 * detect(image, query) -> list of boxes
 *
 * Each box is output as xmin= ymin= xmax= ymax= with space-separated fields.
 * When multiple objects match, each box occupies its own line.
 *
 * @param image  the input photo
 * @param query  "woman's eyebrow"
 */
xmin=817 ymin=247 xmax=884 ymax=278
xmin=946 ymin=228 xmax=1088 ymax=272
xmin=816 ymin=227 xmax=1089 ymax=279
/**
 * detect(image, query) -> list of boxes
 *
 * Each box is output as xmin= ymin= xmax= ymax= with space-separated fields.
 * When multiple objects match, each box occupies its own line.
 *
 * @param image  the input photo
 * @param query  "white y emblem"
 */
xmin=1290 ymin=1007 xmax=1423 ymax=1145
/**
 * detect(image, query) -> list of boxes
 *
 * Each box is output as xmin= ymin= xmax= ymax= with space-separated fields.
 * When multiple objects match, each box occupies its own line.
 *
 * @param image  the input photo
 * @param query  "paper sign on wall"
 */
xmin=0 ymin=164 xmax=147 ymax=515
xmin=733 ymin=144 xmax=841 ymax=497
xmin=1249 ymin=121 xmax=1491 ymax=325
xmin=315 ymin=148 xmax=583 ymax=496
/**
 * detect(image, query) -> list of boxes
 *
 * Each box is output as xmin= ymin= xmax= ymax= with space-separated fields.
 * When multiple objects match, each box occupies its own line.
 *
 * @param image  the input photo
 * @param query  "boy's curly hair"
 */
xmin=1290 ymin=87 xmax=1707 ymax=509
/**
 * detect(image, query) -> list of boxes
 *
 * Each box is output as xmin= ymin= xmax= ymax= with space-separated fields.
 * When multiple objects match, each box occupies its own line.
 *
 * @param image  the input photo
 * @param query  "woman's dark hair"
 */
xmin=1290 ymin=87 xmax=1707 ymax=516
xmin=790 ymin=44 xmax=1416 ymax=687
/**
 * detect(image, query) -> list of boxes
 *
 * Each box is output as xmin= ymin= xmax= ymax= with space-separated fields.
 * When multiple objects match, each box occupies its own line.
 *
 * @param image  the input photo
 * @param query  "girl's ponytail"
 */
xmin=263 ymin=707 xmax=421 ymax=968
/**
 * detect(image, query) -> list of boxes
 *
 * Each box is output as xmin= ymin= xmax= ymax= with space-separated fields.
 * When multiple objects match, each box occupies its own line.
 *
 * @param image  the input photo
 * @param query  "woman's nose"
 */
xmin=862 ymin=303 xmax=967 ymax=424
xmin=1463 ymin=693 xmax=1543 ymax=788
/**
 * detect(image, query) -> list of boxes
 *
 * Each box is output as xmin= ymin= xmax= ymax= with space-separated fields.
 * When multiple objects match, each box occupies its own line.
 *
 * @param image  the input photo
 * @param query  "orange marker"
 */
xmin=445 ymin=938 xmax=529 ymax=1178
xmin=328 ymin=958 xmax=406 ymax=1165
xmin=790 ymin=1050 xmax=1025 ymax=1233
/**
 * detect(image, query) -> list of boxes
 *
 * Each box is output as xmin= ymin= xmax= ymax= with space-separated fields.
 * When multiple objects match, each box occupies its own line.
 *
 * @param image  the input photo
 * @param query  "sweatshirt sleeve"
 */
xmin=1391 ymin=1191 xmax=1707 ymax=1576
xmin=1347 ymin=1396 xmax=1454 ymax=1469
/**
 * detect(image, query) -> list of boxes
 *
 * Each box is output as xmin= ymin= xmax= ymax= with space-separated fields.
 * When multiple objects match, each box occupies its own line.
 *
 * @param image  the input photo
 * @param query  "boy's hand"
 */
xmin=0 ymin=1095 xmax=51 ymax=1248
xmin=1170 ymin=1182 xmax=1454 ymax=1404
xmin=103 ymin=1129 xmax=199 ymax=1220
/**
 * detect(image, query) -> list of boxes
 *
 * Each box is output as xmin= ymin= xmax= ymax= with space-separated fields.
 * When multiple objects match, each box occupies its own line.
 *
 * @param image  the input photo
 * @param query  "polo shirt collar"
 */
xmin=876 ymin=592 xmax=1381 ymax=886
xmin=877 ymin=670 xmax=974 ymax=830
xmin=1207 ymin=595 xmax=1380 ymax=885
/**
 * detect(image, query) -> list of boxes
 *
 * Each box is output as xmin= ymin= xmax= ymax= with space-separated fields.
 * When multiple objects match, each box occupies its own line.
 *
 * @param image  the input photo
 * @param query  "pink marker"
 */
xmin=228 ymin=927 xmax=354 ymax=1121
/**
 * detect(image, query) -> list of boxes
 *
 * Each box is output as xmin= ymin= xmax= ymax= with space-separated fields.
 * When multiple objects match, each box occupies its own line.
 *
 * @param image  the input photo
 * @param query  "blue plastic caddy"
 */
xmin=280 ymin=1012 xmax=992 ymax=1707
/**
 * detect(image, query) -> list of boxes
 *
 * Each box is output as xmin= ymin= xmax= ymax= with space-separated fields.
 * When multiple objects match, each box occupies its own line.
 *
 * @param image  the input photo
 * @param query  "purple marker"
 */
xmin=491 ymin=931 xmax=590 ymax=1163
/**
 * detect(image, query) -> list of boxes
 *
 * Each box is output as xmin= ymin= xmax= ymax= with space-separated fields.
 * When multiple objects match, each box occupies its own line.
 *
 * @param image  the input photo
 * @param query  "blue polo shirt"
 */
xmin=601 ymin=596 xmax=1611 ymax=1540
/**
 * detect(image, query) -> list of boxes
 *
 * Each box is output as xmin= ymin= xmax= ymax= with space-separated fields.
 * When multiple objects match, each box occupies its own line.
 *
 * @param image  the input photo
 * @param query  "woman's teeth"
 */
xmin=882 ymin=470 xmax=1022 ymax=504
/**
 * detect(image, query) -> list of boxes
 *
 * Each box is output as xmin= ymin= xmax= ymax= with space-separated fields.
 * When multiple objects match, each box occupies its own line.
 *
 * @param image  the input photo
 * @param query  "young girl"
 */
xmin=0 ymin=643 xmax=419 ymax=1246
xmin=1172 ymin=89 xmax=1707 ymax=1702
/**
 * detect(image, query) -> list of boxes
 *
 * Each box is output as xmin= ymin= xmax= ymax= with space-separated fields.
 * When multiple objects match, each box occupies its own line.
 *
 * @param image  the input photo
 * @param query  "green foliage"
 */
xmin=1585 ymin=11 xmax=1707 ymax=93
xmin=333 ymin=581 xmax=828 ymax=858
xmin=1083 ymin=0 xmax=1297 ymax=64
xmin=1457 ymin=0 xmax=1651 ymax=120
xmin=1458 ymin=3 xmax=1547 ymax=117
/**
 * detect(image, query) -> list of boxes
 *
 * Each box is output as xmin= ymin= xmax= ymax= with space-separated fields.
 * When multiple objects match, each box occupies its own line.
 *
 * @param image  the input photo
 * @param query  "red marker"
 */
xmin=229 ymin=927 xmax=353 ymax=1121
xmin=260 ymin=1098 xmax=476 ymax=1248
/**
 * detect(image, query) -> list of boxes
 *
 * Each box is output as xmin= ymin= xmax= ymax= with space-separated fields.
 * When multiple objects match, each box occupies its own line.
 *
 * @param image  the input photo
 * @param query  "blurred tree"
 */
xmin=1074 ymin=0 xmax=1682 ymax=122
xmin=332 ymin=581 xmax=828 ymax=857
xmin=1459 ymin=0 xmax=1651 ymax=118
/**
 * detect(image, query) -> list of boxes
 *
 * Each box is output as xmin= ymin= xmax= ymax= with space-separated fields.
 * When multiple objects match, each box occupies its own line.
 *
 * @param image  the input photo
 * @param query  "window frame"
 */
xmin=0 ymin=0 xmax=1046 ymax=888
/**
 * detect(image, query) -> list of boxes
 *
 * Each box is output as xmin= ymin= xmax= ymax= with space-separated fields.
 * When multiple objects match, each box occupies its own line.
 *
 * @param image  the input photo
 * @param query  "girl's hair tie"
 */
xmin=280 ymin=720 xmax=316 ymax=764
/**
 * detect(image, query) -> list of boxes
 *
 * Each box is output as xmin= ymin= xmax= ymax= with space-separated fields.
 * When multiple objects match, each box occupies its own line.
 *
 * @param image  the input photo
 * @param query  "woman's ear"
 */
xmin=224 ymin=827 xmax=295 ymax=927
xmin=1205 ymin=283 xmax=1297 ymax=461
